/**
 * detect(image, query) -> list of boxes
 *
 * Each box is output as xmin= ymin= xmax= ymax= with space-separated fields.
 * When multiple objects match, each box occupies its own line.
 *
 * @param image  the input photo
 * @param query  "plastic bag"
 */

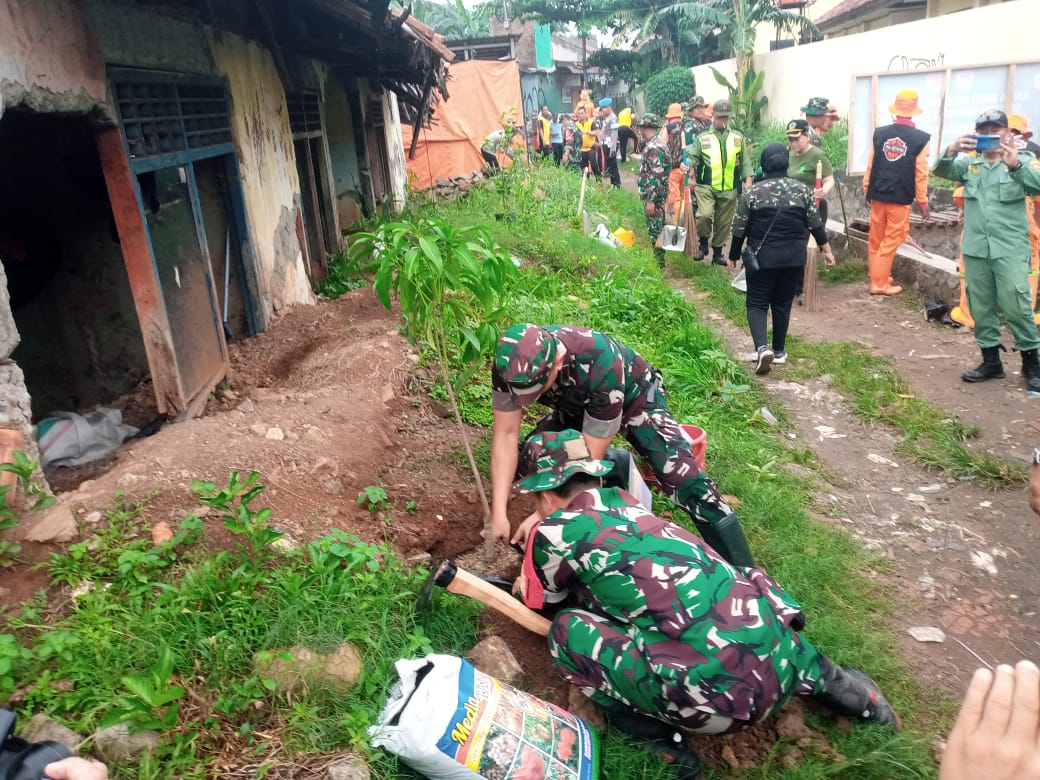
xmin=591 ymin=224 xmax=623 ymax=248
xmin=370 ymin=654 xmax=598 ymax=780
xmin=37 ymin=408 xmax=138 ymax=470
xmin=731 ymin=267 xmax=747 ymax=293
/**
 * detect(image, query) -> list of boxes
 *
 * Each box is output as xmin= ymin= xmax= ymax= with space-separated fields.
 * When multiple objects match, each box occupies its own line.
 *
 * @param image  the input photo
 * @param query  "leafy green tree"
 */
xmin=643 ymin=66 xmax=695 ymax=115
xmin=412 ymin=0 xmax=494 ymax=39
xmin=349 ymin=218 xmax=517 ymax=544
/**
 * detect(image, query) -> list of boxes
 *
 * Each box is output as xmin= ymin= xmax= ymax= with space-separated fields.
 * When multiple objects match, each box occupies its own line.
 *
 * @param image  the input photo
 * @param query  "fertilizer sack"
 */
xmin=370 ymin=654 xmax=599 ymax=780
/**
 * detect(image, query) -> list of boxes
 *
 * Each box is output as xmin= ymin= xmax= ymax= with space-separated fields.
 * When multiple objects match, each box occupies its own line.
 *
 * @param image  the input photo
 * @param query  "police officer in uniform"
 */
xmin=683 ymin=99 xmax=753 ymax=264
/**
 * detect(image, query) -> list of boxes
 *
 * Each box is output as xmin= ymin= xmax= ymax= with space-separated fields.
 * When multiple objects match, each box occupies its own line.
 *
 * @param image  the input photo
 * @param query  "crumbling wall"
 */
xmin=210 ymin=33 xmax=315 ymax=318
xmin=0 ymin=263 xmax=38 ymax=465
xmin=0 ymin=0 xmax=108 ymax=118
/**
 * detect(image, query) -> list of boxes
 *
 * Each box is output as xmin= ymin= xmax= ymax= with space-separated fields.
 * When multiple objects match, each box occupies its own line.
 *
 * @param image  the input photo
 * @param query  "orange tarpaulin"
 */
xmin=402 ymin=60 xmax=523 ymax=191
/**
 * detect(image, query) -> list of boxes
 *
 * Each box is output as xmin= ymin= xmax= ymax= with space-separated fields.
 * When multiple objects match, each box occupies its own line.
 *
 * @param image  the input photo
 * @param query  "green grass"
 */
xmin=409 ymin=164 xmax=949 ymax=776
xmin=1 ymin=479 xmax=481 ymax=778
xmin=678 ymin=258 xmax=1026 ymax=487
xmin=3 ymin=162 xmax=955 ymax=779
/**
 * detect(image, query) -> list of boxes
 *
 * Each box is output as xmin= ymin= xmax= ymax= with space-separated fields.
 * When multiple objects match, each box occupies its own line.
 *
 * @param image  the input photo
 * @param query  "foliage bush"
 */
xmin=643 ymin=66 xmax=695 ymax=116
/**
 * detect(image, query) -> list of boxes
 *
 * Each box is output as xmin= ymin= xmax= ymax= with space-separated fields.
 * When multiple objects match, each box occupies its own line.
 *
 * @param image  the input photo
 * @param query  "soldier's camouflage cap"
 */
xmin=636 ymin=112 xmax=662 ymax=128
xmin=514 ymin=430 xmax=612 ymax=493
xmin=680 ymin=96 xmax=708 ymax=111
xmin=801 ymin=96 xmax=831 ymax=116
xmin=494 ymin=323 xmax=557 ymax=403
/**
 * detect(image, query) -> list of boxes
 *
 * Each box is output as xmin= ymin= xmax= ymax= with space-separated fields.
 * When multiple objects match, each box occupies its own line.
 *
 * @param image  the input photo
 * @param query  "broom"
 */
xmin=803 ymin=160 xmax=823 ymax=312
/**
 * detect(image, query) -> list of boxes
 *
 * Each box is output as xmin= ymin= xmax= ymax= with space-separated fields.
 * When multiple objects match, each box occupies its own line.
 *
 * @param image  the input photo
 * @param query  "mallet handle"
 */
xmin=446 ymin=568 xmax=551 ymax=636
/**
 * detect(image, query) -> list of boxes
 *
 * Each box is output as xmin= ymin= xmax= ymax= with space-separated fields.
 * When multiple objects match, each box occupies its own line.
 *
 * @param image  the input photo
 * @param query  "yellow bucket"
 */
xmin=612 ymin=227 xmax=635 ymax=248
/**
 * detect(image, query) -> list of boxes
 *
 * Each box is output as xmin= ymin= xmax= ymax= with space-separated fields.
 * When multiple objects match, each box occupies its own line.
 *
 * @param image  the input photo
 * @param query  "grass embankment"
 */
xmin=0 ymin=161 xmax=954 ymax=779
xmin=410 ymin=163 xmax=946 ymax=777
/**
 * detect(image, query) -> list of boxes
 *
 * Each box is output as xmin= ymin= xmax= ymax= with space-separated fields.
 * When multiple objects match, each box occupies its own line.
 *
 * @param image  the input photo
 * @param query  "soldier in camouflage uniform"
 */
xmin=680 ymin=96 xmax=711 ymax=147
xmin=636 ymin=113 xmax=670 ymax=267
xmin=489 ymin=323 xmax=756 ymax=568
xmin=511 ymin=430 xmax=900 ymax=777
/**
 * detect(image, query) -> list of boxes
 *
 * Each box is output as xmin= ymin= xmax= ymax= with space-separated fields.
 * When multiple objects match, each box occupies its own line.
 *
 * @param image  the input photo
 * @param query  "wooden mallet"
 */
xmin=417 ymin=559 xmax=551 ymax=636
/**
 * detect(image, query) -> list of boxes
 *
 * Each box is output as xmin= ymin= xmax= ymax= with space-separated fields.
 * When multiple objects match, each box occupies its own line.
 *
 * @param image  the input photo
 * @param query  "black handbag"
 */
xmin=740 ymin=205 xmax=781 ymax=275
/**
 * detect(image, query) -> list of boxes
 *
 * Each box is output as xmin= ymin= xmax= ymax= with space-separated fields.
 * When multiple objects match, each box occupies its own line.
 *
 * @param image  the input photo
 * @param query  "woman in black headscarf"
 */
xmin=729 ymin=143 xmax=835 ymax=375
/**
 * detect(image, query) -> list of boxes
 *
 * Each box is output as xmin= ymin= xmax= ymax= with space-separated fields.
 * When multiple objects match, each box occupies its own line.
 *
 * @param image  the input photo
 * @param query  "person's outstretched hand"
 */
xmin=941 ymin=661 xmax=1040 ymax=780
xmin=44 ymin=757 xmax=109 ymax=780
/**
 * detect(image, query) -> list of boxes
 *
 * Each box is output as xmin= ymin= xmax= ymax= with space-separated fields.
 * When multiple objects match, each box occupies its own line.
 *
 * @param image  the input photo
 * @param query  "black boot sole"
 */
xmin=962 ymin=370 xmax=1005 ymax=383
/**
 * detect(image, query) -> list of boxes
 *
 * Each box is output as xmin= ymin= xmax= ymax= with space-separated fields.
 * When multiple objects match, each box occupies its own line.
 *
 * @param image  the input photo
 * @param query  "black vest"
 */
xmin=866 ymin=124 xmax=930 ymax=205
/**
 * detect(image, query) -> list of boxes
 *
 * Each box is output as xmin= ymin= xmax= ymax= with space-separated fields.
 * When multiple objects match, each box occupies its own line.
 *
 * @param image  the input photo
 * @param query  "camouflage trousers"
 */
xmin=531 ymin=376 xmax=732 ymax=525
xmin=644 ymin=199 xmax=666 ymax=245
xmin=548 ymin=608 xmax=823 ymax=734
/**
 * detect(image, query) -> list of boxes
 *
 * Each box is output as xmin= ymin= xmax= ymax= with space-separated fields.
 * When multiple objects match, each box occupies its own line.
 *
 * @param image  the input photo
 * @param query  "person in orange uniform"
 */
xmin=1009 ymin=114 xmax=1040 ymax=323
xmin=663 ymin=103 xmax=686 ymax=228
xmin=862 ymin=89 xmax=931 ymax=295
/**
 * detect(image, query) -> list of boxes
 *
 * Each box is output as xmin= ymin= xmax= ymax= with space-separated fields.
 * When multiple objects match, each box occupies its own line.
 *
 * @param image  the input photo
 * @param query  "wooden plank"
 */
xmin=95 ymin=126 xmax=185 ymax=415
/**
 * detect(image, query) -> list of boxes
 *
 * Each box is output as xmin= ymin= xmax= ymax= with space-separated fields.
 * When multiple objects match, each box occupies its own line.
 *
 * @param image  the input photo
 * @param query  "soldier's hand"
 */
xmin=919 ymin=202 xmax=931 ymax=221
xmin=485 ymin=513 xmax=511 ymax=542
xmin=822 ymin=246 xmax=836 ymax=267
xmin=680 ymin=162 xmax=690 ymax=174
xmin=727 ymin=258 xmax=738 ymax=271
xmin=645 ymin=202 xmax=657 ymax=217
xmin=510 ymin=511 xmax=542 ymax=547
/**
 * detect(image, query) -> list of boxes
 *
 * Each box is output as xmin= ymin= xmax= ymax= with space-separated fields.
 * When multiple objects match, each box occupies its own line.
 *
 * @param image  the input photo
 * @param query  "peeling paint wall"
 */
xmin=0 ymin=0 xmax=108 ymax=117
xmin=325 ymin=75 xmax=365 ymax=229
xmin=210 ymin=33 xmax=314 ymax=317
xmin=381 ymin=90 xmax=408 ymax=212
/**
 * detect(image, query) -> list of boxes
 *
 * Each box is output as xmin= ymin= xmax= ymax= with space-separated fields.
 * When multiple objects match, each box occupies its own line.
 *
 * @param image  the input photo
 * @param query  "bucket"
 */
xmin=639 ymin=423 xmax=708 ymax=486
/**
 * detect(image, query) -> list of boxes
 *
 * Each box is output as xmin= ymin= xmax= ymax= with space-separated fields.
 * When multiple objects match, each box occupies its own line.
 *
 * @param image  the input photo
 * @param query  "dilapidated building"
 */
xmin=0 ymin=0 xmax=451 ymax=464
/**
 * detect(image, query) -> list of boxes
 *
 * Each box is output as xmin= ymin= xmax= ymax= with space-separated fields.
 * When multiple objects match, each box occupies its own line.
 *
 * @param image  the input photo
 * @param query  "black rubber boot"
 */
xmin=654 ymin=247 xmax=666 ymax=268
xmin=603 ymin=703 xmax=703 ymax=780
xmin=1022 ymin=348 xmax=1040 ymax=394
xmin=694 ymin=236 xmax=708 ymax=260
xmin=711 ymin=246 xmax=727 ymax=266
xmin=814 ymin=657 xmax=901 ymax=729
xmin=962 ymin=345 xmax=1005 ymax=382
xmin=697 ymin=512 xmax=755 ymax=568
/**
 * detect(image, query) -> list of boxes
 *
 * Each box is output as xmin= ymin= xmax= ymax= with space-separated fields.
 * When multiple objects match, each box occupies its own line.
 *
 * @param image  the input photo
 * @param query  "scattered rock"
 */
xmin=304 ymin=426 xmax=327 ymax=442
xmin=22 ymin=502 xmax=77 ymax=543
xmin=222 ymin=388 xmax=238 ymax=402
xmin=151 ymin=521 xmax=174 ymax=546
xmin=327 ymin=756 xmax=371 ymax=780
xmin=249 ymin=423 xmax=267 ymax=436
xmin=970 ymin=550 xmax=998 ymax=576
xmin=256 ymin=643 xmax=363 ymax=694
xmin=466 ymin=636 xmax=523 ymax=684
xmin=93 ymin=723 xmax=160 ymax=761
xmin=866 ymin=453 xmax=899 ymax=468
xmin=272 ymin=533 xmax=300 ymax=552
xmin=22 ymin=713 xmax=82 ymax=749
xmin=265 ymin=427 xmax=285 ymax=441
xmin=83 ymin=510 xmax=103 ymax=525
xmin=312 ymin=457 xmax=339 ymax=478
xmin=918 ymin=484 xmax=942 ymax=494
xmin=759 ymin=407 xmax=779 ymax=426
xmin=116 ymin=473 xmax=145 ymax=488
xmin=321 ymin=478 xmax=345 ymax=497
xmin=429 ymin=398 xmax=452 ymax=419
xmin=907 ymin=626 xmax=946 ymax=643
xmin=237 ymin=399 xmax=256 ymax=414
xmin=381 ymin=384 xmax=395 ymax=404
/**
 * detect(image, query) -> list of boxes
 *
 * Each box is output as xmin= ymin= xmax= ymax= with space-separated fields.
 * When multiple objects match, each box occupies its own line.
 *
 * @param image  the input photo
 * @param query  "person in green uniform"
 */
xmin=636 ymin=112 xmax=671 ymax=267
xmin=511 ymin=429 xmax=900 ymax=779
xmin=934 ymin=109 xmax=1040 ymax=394
xmin=682 ymin=100 xmax=754 ymax=265
xmin=786 ymin=118 xmax=836 ymax=302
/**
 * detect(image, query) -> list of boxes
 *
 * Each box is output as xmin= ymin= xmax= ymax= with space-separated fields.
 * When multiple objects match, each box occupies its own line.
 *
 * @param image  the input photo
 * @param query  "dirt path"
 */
xmin=669 ymin=272 xmax=1040 ymax=697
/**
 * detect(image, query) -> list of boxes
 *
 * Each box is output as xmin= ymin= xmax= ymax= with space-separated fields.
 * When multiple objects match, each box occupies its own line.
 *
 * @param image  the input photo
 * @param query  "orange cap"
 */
xmin=665 ymin=102 xmax=683 ymax=120
xmin=888 ymin=89 xmax=922 ymax=117
xmin=1008 ymin=114 xmax=1034 ymax=139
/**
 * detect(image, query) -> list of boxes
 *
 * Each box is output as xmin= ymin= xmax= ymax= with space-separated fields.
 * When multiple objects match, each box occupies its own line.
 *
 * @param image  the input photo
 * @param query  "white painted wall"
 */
xmin=382 ymin=90 xmax=409 ymax=212
xmin=693 ymin=0 xmax=1040 ymax=122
